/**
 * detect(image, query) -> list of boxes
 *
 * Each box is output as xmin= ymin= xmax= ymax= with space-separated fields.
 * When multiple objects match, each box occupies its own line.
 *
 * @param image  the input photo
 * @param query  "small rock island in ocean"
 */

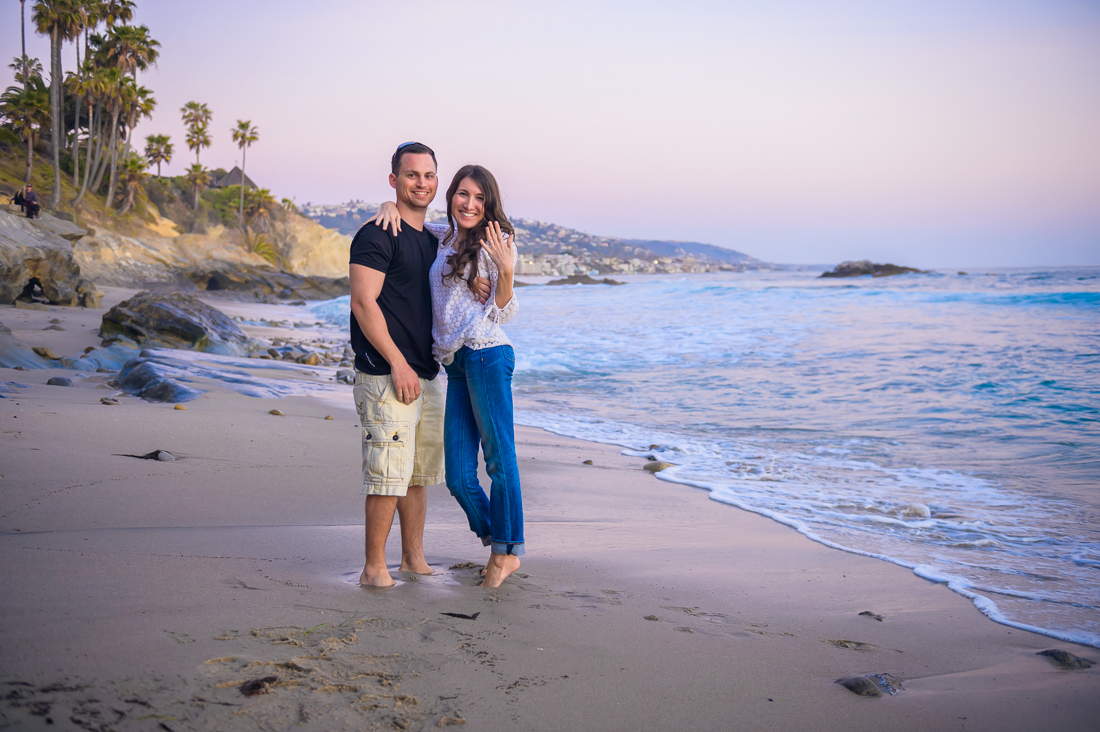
xmin=819 ymin=260 xmax=927 ymax=278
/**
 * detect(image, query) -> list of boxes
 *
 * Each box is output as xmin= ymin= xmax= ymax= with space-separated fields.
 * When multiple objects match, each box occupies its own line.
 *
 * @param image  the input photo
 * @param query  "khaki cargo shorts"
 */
xmin=353 ymin=371 xmax=445 ymax=496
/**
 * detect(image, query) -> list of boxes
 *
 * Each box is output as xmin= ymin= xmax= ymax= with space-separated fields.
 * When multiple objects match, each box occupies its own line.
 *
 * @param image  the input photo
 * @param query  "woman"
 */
xmin=372 ymin=165 xmax=523 ymax=587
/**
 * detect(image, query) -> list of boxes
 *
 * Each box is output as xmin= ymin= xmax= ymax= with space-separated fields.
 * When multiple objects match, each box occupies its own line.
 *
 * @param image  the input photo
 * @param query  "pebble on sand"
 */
xmin=269 ymin=409 xmax=284 ymax=416
xmin=32 ymin=346 xmax=61 ymax=360
xmin=46 ymin=377 xmax=72 ymax=387
xmin=643 ymin=461 xmax=673 ymax=473
xmin=583 ymin=459 xmax=593 ymax=465
xmin=126 ymin=450 xmax=176 ymax=461
xmin=644 ymin=615 xmax=660 ymax=621
xmin=324 ymin=415 xmax=333 ymax=420
xmin=174 ymin=404 xmax=187 ymax=410
xmin=100 ymin=397 xmax=120 ymax=405
xmin=859 ymin=611 xmax=884 ymax=622
xmin=1037 ymin=649 xmax=1094 ymax=670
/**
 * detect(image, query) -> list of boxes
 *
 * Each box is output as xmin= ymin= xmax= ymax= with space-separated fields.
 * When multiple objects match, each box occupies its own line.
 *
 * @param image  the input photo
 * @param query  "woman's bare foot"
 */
xmin=400 ymin=556 xmax=434 ymax=575
xmin=482 ymin=554 xmax=520 ymax=588
xmin=360 ymin=563 xmax=395 ymax=587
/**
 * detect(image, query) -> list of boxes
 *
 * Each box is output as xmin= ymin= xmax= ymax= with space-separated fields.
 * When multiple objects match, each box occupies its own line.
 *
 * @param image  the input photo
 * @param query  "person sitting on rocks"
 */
xmin=20 ymin=184 xmax=40 ymax=219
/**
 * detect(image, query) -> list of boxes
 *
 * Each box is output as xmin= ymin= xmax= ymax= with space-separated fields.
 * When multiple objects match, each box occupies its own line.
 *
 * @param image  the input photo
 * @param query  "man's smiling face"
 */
xmin=389 ymin=152 xmax=438 ymax=211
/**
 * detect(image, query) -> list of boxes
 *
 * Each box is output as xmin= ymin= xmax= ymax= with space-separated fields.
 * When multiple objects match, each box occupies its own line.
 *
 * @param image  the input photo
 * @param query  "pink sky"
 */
xmin=3 ymin=0 xmax=1098 ymax=267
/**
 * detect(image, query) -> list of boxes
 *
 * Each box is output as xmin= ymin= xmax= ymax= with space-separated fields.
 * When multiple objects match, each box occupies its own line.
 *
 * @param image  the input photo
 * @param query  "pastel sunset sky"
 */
xmin=3 ymin=0 xmax=1098 ymax=267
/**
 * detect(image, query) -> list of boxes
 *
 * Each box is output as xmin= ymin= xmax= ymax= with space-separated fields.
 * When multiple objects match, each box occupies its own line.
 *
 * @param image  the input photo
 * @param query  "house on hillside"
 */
xmin=211 ymin=166 xmax=257 ymax=190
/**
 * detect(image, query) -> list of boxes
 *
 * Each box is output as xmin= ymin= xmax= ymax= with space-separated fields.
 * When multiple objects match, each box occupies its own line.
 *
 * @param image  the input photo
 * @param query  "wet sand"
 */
xmin=1 ymin=293 xmax=1097 ymax=730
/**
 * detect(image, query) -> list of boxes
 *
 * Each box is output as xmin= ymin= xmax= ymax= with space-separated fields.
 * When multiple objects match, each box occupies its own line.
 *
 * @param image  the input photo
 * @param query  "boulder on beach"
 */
xmin=100 ymin=291 xmax=253 ymax=356
xmin=184 ymin=263 xmax=350 ymax=302
xmin=0 ymin=321 xmax=54 ymax=369
xmin=547 ymin=274 xmax=625 ymax=286
xmin=820 ymin=260 xmax=926 ymax=278
xmin=0 ymin=205 xmax=102 ymax=307
xmin=111 ymin=357 xmax=204 ymax=403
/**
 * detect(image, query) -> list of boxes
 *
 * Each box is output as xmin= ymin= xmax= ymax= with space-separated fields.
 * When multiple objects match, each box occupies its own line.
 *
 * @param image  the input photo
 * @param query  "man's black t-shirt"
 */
xmin=349 ymin=222 xmax=439 ymax=380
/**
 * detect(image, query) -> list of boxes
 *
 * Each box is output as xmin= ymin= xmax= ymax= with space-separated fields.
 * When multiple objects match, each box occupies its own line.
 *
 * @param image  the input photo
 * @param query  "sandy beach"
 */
xmin=1 ymin=291 xmax=1097 ymax=731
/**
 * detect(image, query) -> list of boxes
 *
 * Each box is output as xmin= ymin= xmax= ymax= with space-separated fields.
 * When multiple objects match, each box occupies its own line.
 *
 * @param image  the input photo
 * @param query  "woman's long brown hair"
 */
xmin=442 ymin=165 xmax=514 ymax=294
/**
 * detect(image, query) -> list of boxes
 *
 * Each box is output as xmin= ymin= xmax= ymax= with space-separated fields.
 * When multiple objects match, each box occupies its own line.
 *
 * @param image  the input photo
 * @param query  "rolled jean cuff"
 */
xmin=480 ymin=536 xmax=492 ymax=547
xmin=491 ymin=540 xmax=525 ymax=557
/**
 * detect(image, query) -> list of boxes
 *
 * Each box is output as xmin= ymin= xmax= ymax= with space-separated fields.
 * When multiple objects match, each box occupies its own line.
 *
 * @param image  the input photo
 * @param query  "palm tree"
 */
xmin=67 ymin=55 xmax=96 ymax=188
xmin=185 ymin=123 xmax=211 ymax=165
xmin=143 ymin=133 xmax=172 ymax=177
xmin=243 ymin=187 xmax=277 ymax=232
xmin=8 ymin=54 xmax=43 ymax=87
xmin=122 ymin=83 xmax=155 ymax=150
xmin=102 ymin=24 xmax=158 ymax=152
xmin=243 ymin=226 xmax=282 ymax=267
xmin=19 ymin=0 xmax=28 ymax=95
xmin=180 ymin=101 xmax=211 ymax=131
xmin=103 ymin=24 xmax=159 ymax=83
xmin=181 ymin=101 xmax=212 ymax=164
xmin=100 ymin=0 xmax=134 ymax=28
xmin=0 ymin=76 xmax=51 ymax=184
xmin=70 ymin=61 xmax=107 ymax=205
xmin=67 ymin=0 xmax=100 ymax=175
xmin=116 ymin=151 xmax=146 ymax=214
xmin=101 ymin=69 xmax=129 ymax=211
xmin=184 ymin=162 xmax=210 ymax=210
xmin=231 ymin=119 xmax=259 ymax=228
xmin=33 ymin=0 xmax=86 ymax=207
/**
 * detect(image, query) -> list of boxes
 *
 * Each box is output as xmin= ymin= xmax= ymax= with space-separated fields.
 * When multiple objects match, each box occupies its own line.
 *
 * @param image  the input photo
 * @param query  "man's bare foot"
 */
xmin=482 ymin=554 xmax=520 ymax=588
xmin=400 ymin=556 xmax=434 ymax=575
xmin=360 ymin=563 xmax=395 ymax=587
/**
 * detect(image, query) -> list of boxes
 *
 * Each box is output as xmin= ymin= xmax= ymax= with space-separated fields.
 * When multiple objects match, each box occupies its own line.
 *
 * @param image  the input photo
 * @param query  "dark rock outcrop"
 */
xmin=184 ymin=263 xmax=350 ymax=301
xmin=835 ymin=676 xmax=882 ymax=697
xmin=111 ymin=357 xmax=204 ymax=403
xmin=100 ymin=291 xmax=253 ymax=356
xmin=546 ymin=274 xmax=625 ymax=286
xmin=0 ymin=205 xmax=102 ymax=307
xmin=820 ymin=260 xmax=926 ymax=278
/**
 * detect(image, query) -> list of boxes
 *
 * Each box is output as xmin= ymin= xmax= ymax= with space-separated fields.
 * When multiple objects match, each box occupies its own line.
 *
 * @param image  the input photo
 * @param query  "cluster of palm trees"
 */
xmin=168 ymin=103 xmax=260 ymax=227
xmin=0 ymin=1 xmax=161 ymax=212
xmin=1 ymin=1 xmax=272 ymax=241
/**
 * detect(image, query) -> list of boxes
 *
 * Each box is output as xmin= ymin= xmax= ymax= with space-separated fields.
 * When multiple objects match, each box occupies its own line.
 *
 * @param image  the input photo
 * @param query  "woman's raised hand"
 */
xmin=364 ymin=201 xmax=401 ymax=234
xmin=480 ymin=221 xmax=515 ymax=277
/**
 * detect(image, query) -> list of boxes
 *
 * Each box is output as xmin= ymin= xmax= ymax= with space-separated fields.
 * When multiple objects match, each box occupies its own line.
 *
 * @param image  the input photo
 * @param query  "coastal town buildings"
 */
xmin=302 ymin=202 xmax=772 ymax=276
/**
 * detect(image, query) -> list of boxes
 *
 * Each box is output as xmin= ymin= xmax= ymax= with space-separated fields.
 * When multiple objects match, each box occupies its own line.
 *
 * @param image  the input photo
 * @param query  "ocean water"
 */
xmin=313 ymin=266 xmax=1100 ymax=647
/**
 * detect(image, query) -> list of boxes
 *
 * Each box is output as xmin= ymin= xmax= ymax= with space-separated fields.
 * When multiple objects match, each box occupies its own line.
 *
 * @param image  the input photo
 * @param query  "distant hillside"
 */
xmin=622 ymin=239 xmax=757 ymax=265
xmin=301 ymin=202 xmax=766 ymax=267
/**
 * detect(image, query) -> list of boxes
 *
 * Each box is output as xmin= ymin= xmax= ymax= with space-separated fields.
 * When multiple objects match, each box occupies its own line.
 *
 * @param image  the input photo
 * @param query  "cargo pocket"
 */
xmin=362 ymin=421 xmax=411 ymax=484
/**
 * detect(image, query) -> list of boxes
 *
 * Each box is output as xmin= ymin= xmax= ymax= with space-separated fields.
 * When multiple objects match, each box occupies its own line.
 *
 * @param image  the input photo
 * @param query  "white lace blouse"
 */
xmin=425 ymin=222 xmax=519 ymax=365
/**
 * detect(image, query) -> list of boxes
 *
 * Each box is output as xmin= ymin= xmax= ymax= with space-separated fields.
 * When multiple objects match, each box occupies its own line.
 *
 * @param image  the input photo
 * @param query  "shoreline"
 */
xmin=1 ymin=292 xmax=1097 ymax=729
xmin=524 ymin=421 xmax=1100 ymax=650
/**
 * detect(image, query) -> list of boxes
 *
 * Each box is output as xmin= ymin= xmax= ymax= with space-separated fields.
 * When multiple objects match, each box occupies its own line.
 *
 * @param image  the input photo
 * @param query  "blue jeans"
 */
xmin=444 ymin=345 xmax=524 ymax=556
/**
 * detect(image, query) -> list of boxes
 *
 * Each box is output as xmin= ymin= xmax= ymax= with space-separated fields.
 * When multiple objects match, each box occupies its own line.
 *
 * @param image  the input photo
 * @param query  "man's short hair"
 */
xmin=391 ymin=142 xmax=437 ymax=175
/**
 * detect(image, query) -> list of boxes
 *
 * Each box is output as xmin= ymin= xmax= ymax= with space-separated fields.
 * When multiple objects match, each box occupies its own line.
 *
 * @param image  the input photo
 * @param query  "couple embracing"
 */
xmin=349 ymin=142 xmax=523 ymax=589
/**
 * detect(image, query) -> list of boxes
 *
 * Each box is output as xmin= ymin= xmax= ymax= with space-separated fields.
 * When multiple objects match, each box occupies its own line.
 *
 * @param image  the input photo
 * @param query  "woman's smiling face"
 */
xmin=451 ymin=177 xmax=485 ymax=232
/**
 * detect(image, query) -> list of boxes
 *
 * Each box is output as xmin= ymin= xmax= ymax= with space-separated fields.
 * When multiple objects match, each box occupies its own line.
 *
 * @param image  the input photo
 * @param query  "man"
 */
xmin=21 ymin=184 xmax=40 ymax=219
xmin=349 ymin=142 xmax=447 ymax=587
